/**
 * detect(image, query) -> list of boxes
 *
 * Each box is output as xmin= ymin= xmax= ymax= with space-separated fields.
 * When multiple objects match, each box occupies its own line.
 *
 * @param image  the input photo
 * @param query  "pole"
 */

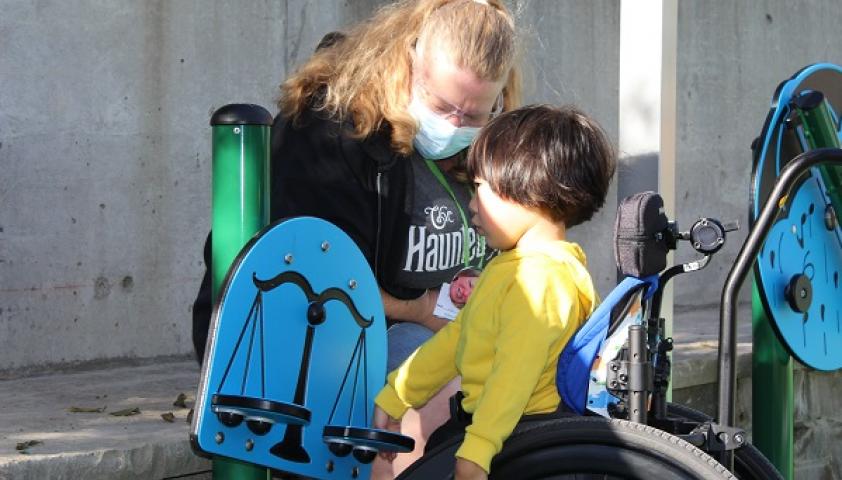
xmin=751 ymin=283 xmax=793 ymax=479
xmin=210 ymin=103 xmax=273 ymax=480
xmin=749 ymin=91 xmax=842 ymax=479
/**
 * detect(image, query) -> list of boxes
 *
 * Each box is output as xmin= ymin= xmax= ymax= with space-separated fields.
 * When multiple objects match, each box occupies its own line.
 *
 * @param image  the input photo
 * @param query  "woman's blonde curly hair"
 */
xmin=278 ymin=0 xmax=522 ymax=156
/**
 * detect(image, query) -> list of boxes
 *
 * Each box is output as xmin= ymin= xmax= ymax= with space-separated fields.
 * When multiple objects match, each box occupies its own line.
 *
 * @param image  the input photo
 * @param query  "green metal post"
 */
xmin=751 ymin=283 xmax=793 ymax=479
xmin=210 ymin=104 xmax=273 ymax=480
xmin=752 ymin=90 xmax=842 ymax=479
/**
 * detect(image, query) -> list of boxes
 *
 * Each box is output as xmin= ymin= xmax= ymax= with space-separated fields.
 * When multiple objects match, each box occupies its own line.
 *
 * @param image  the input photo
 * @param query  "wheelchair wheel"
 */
xmin=665 ymin=403 xmax=782 ymax=480
xmin=399 ymin=416 xmax=735 ymax=480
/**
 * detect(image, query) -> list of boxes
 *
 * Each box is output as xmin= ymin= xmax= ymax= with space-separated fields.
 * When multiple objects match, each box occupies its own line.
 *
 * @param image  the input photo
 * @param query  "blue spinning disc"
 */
xmin=753 ymin=63 xmax=842 ymax=371
xmin=191 ymin=217 xmax=412 ymax=478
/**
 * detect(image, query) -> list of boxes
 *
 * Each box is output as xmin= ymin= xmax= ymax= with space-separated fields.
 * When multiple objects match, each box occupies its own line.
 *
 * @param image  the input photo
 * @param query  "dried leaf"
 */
xmin=67 ymin=406 xmax=106 ymax=413
xmin=185 ymin=408 xmax=194 ymax=424
xmin=161 ymin=412 xmax=175 ymax=423
xmin=173 ymin=393 xmax=188 ymax=409
xmin=110 ymin=407 xmax=141 ymax=417
xmin=15 ymin=440 xmax=43 ymax=451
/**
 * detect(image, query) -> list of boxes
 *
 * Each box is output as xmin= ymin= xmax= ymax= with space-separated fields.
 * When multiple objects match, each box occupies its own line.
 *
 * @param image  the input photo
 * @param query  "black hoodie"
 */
xmin=191 ymin=108 xmax=421 ymax=362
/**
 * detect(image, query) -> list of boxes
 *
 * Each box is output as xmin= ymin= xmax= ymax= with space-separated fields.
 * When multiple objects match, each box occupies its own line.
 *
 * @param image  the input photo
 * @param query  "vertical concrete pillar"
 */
xmin=618 ymin=0 xmax=678 ymax=394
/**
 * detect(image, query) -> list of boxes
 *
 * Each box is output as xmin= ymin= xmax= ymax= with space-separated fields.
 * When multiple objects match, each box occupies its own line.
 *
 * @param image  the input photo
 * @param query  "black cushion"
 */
xmin=614 ymin=192 xmax=669 ymax=277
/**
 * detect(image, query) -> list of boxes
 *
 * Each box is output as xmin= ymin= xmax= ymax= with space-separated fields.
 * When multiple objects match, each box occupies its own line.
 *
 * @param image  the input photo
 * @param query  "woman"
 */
xmin=272 ymin=0 xmax=518 ymax=350
xmin=193 ymin=0 xmax=521 ymax=475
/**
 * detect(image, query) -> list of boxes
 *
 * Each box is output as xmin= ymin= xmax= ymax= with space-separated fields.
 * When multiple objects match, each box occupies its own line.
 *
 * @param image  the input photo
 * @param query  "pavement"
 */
xmin=0 ymin=305 xmax=753 ymax=480
xmin=0 ymin=359 xmax=210 ymax=480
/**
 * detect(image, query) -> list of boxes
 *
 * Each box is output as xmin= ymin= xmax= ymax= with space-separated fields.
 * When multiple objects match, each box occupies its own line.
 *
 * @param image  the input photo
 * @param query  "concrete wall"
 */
xmin=0 ymin=0 xmax=378 ymax=373
xmin=516 ymin=0 xmax=621 ymax=296
xmin=3 ymin=0 xmax=839 ymax=373
xmin=673 ymin=0 xmax=842 ymax=310
xmin=0 ymin=0 xmax=619 ymax=372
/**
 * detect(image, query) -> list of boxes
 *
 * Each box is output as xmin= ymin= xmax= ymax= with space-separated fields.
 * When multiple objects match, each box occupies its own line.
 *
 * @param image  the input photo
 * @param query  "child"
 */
xmin=374 ymin=104 xmax=616 ymax=479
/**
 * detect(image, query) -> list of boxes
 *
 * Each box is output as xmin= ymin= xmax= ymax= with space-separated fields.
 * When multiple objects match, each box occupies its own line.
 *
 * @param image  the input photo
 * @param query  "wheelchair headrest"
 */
xmin=614 ymin=192 xmax=670 ymax=277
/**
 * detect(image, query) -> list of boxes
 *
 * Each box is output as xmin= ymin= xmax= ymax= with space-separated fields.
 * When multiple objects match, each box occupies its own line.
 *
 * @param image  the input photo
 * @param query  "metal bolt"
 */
xmin=321 ymin=241 xmax=330 ymax=252
xmin=349 ymin=279 xmax=357 ymax=289
xmin=694 ymin=242 xmax=702 ymax=249
xmin=610 ymin=380 xmax=618 ymax=388
xmin=326 ymin=461 xmax=334 ymax=473
xmin=619 ymin=373 xmax=628 ymax=382
xmin=734 ymin=433 xmax=745 ymax=445
xmin=826 ymin=205 xmax=839 ymax=230
xmin=718 ymin=432 xmax=729 ymax=444
xmin=352 ymin=467 xmax=360 ymax=478
xmin=284 ymin=253 xmax=293 ymax=264
xmin=233 ymin=127 xmax=241 ymax=134
xmin=245 ymin=439 xmax=254 ymax=451
xmin=215 ymin=432 xmax=224 ymax=444
xmin=800 ymin=288 xmax=808 ymax=299
xmin=610 ymin=363 xmax=619 ymax=371
xmin=701 ymin=220 xmax=709 ymax=226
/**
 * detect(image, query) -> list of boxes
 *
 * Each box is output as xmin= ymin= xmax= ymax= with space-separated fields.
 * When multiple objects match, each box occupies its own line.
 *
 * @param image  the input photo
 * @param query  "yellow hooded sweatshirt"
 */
xmin=375 ymin=240 xmax=597 ymax=473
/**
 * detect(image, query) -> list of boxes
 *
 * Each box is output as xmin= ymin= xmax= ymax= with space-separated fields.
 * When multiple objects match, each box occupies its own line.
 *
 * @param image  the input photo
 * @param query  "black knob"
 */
xmin=328 ymin=441 xmax=353 ymax=457
xmin=216 ymin=411 xmax=244 ymax=428
xmin=785 ymin=274 xmax=812 ymax=313
xmin=307 ymin=302 xmax=327 ymax=326
xmin=246 ymin=419 xmax=273 ymax=436
xmin=353 ymin=447 xmax=378 ymax=464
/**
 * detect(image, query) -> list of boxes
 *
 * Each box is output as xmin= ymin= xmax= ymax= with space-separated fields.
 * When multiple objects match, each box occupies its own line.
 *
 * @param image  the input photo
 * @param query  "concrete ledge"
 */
xmin=672 ymin=340 xmax=753 ymax=390
xmin=2 ymin=315 xmax=839 ymax=480
xmin=1 ymin=347 xmax=739 ymax=480
xmin=0 ymin=360 xmax=209 ymax=480
xmin=0 ymin=343 xmax=745 ymax=480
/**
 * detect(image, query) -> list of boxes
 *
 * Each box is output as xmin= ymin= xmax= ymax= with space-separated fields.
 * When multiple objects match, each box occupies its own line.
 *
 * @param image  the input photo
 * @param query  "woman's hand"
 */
xmin=373 ymin=406 xmax=402 ymax=462
xmin=415 ymin=288 xmax=450 ymax=332
xmin=455 ymin=458 xmax=487 ymax=480
xmin=381 ymin=288 xmax=449 ymax=332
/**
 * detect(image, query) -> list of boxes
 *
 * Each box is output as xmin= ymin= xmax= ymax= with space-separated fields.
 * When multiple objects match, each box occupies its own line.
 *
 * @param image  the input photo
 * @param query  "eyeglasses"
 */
xmin=413 ymin=77 xmax=503 ymax=128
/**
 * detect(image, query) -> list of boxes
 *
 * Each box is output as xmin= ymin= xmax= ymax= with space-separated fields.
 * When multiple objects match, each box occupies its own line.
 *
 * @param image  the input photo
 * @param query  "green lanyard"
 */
xmin=424 ymin=160 xmax=485 ymax=269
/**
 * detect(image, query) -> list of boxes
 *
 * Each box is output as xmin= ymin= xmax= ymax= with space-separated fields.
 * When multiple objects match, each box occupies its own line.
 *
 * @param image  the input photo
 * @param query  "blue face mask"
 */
xmin=409 ymin=95 xmax=480 ymax=160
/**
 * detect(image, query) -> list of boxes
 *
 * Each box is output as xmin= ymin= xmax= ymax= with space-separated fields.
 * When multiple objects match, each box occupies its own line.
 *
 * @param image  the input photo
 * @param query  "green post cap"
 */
xmin=210 ymin=104 xmax=273 ymax=126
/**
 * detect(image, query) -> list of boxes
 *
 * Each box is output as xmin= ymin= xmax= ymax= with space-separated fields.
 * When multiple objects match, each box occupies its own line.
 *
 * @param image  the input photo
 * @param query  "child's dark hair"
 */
xmin=466 ymin=104 xmax=616 ymax=227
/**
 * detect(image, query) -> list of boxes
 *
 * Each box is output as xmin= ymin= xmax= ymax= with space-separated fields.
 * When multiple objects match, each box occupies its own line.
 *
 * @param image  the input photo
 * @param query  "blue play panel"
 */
xmin=753 ymin=63 xmax=842 ymax=371
xmin=191 ymin=217 xmax=413 ymax=478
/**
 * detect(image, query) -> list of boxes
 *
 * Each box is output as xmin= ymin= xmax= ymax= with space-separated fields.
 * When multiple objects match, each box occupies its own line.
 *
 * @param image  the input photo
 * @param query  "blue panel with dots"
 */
xmin=757 ymin=175 xmax=842 ymax=370
xmin=753 ymin=63 xmax=842 ymax=371
xmin=191 ymin=217 xmax=413 ymax=478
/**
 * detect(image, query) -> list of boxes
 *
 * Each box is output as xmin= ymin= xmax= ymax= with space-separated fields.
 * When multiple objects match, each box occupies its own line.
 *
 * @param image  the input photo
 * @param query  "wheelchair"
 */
xmin=191 ymin=63 xmax=842 ymax=479
xmin=396 ymin=191 xmax=779 ymax=480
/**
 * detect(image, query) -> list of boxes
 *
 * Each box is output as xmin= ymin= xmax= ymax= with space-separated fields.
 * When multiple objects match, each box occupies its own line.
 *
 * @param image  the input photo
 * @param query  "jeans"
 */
xmin=386 ymin=321 xmax=435 ymax=372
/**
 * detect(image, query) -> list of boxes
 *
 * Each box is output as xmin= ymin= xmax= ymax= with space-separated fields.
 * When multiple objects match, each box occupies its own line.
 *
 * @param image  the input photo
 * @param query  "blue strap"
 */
xmin=556 ymin=275 xmax=659 ymax=414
